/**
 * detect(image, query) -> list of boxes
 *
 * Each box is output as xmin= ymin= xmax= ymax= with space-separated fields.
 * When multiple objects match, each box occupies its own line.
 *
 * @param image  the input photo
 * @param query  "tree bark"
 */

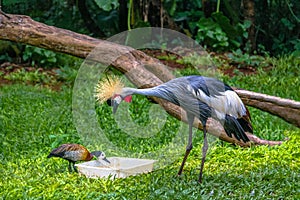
xmin=202 ymin=0 xmax=216 ymax=18
xmin=77 ymin=0 xmax=106 ymax=37
xmin=236 ymin=89 xmax=300 ymax=128
xmin=128 ymin=0 xmax=180 ymax=30
xmin=148 ymin=0 xmax=180 ymax=30
xmin=118 ymin=0 xmax=128 ymax=31
xmin=243 ymin=0 xmax=256 ymax=52
xmin=1 ymin=13 xmax=297 ymax=147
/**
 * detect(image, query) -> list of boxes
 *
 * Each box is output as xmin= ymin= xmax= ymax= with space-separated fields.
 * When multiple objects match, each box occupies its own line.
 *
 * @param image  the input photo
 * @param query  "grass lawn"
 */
xmin=0 ymin=56 xmax=299 ymax=199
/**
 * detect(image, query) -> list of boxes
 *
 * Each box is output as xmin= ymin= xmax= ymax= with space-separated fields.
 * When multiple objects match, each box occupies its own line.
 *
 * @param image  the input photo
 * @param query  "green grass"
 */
xmin=0 ymin=56 xmax=299 ymax=199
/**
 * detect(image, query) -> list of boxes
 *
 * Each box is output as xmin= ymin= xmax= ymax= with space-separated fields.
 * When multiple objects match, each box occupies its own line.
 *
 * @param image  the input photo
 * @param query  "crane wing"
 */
xmin=185 ymin=76 xmax=253 ymax=134
xmin=186 ymin=76 xmax=247 ymax=119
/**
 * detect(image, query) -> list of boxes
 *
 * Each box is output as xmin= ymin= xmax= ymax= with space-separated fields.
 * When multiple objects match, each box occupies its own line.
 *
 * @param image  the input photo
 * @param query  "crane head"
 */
xmin=107 ymin=95 xmax=132 ymax=113
xmin=95 ymin=75 xmax=132 ymax=113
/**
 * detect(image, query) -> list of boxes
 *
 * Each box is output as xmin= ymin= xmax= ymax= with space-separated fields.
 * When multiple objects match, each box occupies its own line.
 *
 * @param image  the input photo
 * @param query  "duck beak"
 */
xmin=103 ymin=157 xmax=110 ymax=163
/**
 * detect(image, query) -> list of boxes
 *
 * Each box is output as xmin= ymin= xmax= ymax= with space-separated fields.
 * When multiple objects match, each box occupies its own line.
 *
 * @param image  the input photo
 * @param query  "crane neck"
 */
xmin=122 ymin=87 xmax=160 ymax=97
xmin=122 ymin=85 xmax=180 ymax=106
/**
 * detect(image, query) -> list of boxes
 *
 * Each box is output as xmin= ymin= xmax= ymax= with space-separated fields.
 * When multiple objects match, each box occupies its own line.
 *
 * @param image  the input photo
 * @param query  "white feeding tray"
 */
xmin=75 ymin=157 xmax=157 ymax=179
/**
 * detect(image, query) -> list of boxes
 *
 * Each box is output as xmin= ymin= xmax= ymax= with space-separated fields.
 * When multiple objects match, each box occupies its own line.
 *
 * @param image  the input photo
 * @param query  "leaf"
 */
xmin=168 ymin=0 xmax=177 ymax=16
xmin=281 ymin=18 xmax=295 ymax=30
xmin=243 ymin=20 xmax=252 ymax=29
xmin=94 ymin=0 xmax=119 ymax=12
xmin=212 ymin=12 xmax=238 ymax=39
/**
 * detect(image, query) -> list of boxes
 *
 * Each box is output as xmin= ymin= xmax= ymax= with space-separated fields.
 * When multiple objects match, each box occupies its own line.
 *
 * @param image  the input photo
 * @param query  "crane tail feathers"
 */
xmin=224 ymin=114 xmax=250 ymax=143
xmin=237 ymin=106 xmax=253 ymax=133
xmin=237 ymin=117 xmax=253 ymax=133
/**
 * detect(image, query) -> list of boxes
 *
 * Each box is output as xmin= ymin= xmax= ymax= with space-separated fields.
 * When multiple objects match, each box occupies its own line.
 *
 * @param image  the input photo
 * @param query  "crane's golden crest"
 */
xmin=95 ymin=75 xmax=124 ymax=103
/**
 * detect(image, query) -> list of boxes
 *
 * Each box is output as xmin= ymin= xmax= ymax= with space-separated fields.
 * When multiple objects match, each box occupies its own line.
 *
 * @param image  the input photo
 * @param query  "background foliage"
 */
xmin=1 ymin=0 xmax=299 ymax=56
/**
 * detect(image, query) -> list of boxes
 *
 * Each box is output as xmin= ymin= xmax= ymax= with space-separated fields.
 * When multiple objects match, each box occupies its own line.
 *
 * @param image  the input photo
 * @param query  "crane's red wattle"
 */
xmin=124 ymin=95 xmax=132 ymax=102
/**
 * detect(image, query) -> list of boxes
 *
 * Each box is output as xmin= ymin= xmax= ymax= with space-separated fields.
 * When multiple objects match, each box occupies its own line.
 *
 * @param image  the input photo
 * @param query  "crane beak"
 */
xmin=106 ymin=98 xmax=121 ymax=114
xmin=110 ymin=96 xmax=123 ymax=114
xmin=112 ymin=100 xmax=120 ymax=114
xmin=108 ymin=95 xmax=131 ymax=114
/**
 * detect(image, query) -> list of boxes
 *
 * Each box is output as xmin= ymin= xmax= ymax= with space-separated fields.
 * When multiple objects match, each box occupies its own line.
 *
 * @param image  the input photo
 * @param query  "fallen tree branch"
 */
xmin=236 ymin=89 xmax=300 ymax=128
xmin=1 ymin=13 xmax=295 ymax=147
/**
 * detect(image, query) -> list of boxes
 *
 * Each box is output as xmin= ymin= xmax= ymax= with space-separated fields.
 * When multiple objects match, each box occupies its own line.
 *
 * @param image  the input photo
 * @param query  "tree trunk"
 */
xmin=127 ymin=0 xmax=180 ymax=30
xmin=77 ymin=0 xmax=105 ymax=37
xmin=118 ymin=0 xmax=128 ymax=31
xmin=243 ymin=0 xmax=256 ymax=52
xmin=148 ymin=0 xmax=180 ymax=30
xmin=1 ymin=13 xmax=297 ymax=147
xmin=202 ymin=0 xmax=215 ymax=17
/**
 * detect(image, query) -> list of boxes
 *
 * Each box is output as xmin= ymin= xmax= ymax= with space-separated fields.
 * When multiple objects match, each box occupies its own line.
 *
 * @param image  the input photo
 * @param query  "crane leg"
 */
xmin=178 ymin=116 xmax=194 ymax=176
xmin=198 ymin=125 xmax=208 ymax=183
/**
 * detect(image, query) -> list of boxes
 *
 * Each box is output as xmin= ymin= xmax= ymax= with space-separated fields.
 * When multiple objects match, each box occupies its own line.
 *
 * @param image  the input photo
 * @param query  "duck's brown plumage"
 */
xmin=48 ymin=143 xmax=93 ymax=161
xmin=47 ymin=143 xmax=93 ymax=172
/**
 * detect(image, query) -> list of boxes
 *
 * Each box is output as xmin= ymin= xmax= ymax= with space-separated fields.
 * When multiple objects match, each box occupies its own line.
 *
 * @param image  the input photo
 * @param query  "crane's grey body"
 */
xmin=111 ymin=75 xmax=252 ymax=183
xmin=121 ymin=76 xmax=249 ymax=130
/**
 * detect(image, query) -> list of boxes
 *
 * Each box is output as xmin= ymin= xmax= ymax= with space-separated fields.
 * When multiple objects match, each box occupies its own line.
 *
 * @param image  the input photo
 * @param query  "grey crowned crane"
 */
xmin=96 ymin=75 xmax=252 ymax=183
